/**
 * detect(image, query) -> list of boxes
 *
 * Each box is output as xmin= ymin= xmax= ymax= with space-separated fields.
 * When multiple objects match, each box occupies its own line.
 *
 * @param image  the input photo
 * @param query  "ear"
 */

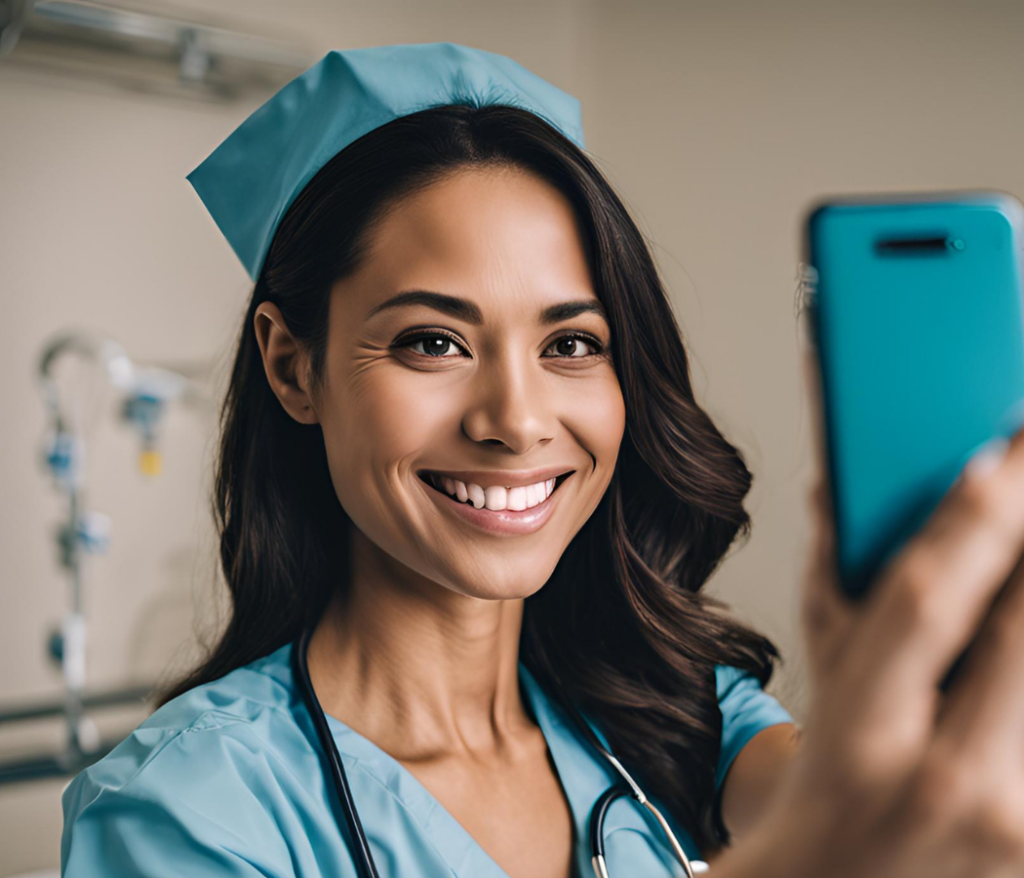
xmin=253 ymin=301 xmax=319 ymax=425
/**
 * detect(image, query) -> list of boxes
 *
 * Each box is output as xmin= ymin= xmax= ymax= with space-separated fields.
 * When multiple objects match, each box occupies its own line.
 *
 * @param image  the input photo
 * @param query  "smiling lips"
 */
xmin=420 ymin=467 xmax=574 ymax=536
xmin=426 ymin=473 xmax=557 ymax=511
xmin=418 ymin=467 xmax=575 ymax=535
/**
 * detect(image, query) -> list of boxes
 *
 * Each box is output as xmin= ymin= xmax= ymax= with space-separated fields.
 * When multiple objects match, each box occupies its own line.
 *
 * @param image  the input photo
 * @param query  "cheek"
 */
xmin=318 ymin=369 xmax=458 ymax=512
xmin=576 ymin=373 xmax=626 ymax=469
xmin=557 ymin=370 xmax=626 ymax=524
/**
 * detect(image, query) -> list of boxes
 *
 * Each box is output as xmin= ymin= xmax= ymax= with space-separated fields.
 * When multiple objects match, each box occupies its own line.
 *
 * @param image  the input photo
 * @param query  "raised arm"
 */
xmin=718 ymin=722 xmax=801 ymax=842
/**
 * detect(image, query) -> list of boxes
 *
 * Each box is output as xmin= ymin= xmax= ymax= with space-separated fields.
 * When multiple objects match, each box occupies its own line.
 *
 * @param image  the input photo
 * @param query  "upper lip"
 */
xmin=418 ymin=466 xmax=575 ymax=489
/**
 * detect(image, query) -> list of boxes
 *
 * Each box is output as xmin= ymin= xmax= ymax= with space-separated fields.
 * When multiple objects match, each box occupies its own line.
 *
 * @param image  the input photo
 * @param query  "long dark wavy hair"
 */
xmin=163 ymin=102 xmax=782 ymax=851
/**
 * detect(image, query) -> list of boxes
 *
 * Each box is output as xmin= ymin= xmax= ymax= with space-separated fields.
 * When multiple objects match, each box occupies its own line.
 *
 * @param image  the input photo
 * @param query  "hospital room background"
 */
xmin=2 ymin=0 xmax=1023 ymax=874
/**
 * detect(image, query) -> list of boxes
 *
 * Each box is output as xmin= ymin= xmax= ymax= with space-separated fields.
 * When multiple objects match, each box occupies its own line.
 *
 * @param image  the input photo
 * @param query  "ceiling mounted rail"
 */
xmin=0 ymin=0 xmax=314 ymax=100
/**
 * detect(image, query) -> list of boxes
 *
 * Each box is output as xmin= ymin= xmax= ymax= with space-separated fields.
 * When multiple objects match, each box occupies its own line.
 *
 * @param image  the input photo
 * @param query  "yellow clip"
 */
xmin=139 ymin=450 xmax=162 ymax=476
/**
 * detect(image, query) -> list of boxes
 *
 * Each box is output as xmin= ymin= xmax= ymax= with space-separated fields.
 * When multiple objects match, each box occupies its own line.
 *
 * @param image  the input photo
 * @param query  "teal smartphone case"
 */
xmin=806 ymin=192 xmax=1024 ymax=599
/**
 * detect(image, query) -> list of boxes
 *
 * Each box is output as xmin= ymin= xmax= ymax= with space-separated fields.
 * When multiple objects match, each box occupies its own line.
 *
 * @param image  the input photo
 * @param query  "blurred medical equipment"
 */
xmin=0 ymin=329 xmax=209 ymax=785
xmin=0 ymin=0 xmax=313 ymax=100
xmin=293 ymin=628 xmax=711 ymax=877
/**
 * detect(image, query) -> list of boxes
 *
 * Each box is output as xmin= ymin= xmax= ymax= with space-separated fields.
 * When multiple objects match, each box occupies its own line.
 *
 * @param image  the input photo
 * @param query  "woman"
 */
xmin=61 ymin=42 xmax=1024 ymax=878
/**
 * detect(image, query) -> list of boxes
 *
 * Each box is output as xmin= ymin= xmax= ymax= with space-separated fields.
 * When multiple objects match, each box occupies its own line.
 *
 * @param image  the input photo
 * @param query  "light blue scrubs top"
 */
xmin=61 ymin=645 xmax=792 ymax=877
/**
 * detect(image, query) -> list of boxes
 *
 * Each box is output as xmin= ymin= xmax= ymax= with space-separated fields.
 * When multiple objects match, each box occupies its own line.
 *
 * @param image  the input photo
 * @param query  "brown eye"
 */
xmin=395 ymin=332 xmax=468 ymax=358
xmin=412 ymin=336 xmax=457 ymax=357
xmin=544 ymin=334 xmax=602 ymax=358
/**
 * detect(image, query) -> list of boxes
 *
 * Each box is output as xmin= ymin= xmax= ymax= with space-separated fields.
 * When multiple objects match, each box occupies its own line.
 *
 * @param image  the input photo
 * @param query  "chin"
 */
xmin=443 ymin=566 xmax=554 ymax=602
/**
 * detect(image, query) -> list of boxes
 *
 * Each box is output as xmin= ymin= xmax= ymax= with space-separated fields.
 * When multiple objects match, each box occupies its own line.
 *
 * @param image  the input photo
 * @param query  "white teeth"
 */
xmin=484 ymin=486 xmax=507 ymax=511
xmin=507 ymin=486 xmax=527 ymax=511
xmin=428 ymin=473 xmax=561 ymax=511
xmin=467 ymin=483 xmax=486 ymax=509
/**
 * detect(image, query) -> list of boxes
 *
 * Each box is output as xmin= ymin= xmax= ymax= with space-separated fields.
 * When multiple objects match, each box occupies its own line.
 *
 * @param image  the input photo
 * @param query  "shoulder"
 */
xmin=61 ymin=646 xmax=310 ymax=876
xmin=714 ymin=663 xmax=790 ymax=720
xmin=712 ymin=664 xmax=793 ymax=791
xmin=67 ymin=645 xmax=300 ymax=795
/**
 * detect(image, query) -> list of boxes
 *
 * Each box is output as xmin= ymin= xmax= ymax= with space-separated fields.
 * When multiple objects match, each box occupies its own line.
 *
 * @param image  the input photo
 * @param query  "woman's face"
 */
xmin=314 ymin=166 xmax=625 ymax=600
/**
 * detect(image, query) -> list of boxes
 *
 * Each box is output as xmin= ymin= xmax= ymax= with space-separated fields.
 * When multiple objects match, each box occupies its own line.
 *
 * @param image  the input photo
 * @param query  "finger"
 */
xmin=800 ymin=345 xmax=830 ymax=498
xmin=799 ymin=345 xmax=856 ymax=671
xmin=801 ymin=481 xmax=855 ymax=670
xmin=934 ymin=540 xmax=1024 ymax=759
xmin=801 ymin=571 xmax=857 ymax=682
xmin=841 ymin=427 xmax=1024 ymax=727
xmin=801 ymin=345 xmax=837 ymax=569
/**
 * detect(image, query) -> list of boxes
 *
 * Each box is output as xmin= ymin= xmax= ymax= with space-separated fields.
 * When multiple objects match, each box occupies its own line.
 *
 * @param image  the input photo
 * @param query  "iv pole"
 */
xmin=0 ymin=329 xmax=207 ymax=784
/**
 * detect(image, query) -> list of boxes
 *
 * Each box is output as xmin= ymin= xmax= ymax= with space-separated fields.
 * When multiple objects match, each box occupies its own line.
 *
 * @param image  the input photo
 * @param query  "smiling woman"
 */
xmin=60 ymin=43 xmax=794 ymax=878
xmin=269 ymin=165 xmax=628 ymax=597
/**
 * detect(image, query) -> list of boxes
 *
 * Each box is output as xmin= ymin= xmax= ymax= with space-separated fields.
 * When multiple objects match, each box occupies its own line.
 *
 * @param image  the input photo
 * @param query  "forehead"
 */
xmin=344 ymin=166 xmax=597 ymax=316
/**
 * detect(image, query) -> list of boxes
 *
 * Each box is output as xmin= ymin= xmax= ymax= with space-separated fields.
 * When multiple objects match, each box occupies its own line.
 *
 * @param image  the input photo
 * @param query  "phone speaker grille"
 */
xmin=875 ymin=235 xmax=951 ymax=255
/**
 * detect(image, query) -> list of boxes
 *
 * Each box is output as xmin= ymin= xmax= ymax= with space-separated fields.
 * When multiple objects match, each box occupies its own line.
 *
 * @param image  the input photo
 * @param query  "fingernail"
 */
xmin=998 ymin=398 xmax=1024 ymax=436
xmin=961 ymin=437 xmax=1010 ymax=484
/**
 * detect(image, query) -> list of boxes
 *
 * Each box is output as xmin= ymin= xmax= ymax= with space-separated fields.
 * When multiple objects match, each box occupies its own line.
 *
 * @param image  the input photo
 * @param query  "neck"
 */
xmin=306 ymin=528 xmax=533 ymax=761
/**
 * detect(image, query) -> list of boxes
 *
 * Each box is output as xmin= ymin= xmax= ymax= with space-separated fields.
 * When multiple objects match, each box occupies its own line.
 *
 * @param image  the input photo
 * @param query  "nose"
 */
xmin=461 ymin=350 xmax=555 ymax=454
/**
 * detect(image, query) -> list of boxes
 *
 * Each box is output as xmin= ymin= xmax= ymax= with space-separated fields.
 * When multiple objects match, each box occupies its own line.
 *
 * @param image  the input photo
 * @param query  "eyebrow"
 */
xmin=366 ymin=289 xmax=607 ymax=325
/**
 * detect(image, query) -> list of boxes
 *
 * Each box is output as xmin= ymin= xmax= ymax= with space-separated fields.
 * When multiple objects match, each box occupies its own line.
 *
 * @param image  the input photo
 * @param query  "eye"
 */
xmin=395 ymin=331 xmax=468 ymax=359
xmin=543 ymin=333 xmax=604 ymax=359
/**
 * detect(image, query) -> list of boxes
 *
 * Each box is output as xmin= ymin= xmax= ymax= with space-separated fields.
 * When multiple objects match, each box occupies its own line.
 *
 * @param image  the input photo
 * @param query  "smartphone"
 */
xmin=804 ymin=192 xmax=1024 ymax=611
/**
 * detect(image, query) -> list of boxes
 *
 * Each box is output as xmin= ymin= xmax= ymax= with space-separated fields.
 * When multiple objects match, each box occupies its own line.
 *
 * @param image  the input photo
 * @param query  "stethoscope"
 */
xmin=292 ymin=627 xmax=709 ymax=878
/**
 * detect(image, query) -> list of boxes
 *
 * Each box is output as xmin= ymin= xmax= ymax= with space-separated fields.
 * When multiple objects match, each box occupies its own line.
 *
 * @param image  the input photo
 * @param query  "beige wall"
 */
xmin=2 ymin=0 xmax=1023 ymax=873
xmin=575 ymin=0 xmax=1024 ymax=713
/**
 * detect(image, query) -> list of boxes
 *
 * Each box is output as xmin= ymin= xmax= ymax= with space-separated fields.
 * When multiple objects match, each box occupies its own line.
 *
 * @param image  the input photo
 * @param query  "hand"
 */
xmin=714 ymin=347 xmax=1024 ymax=878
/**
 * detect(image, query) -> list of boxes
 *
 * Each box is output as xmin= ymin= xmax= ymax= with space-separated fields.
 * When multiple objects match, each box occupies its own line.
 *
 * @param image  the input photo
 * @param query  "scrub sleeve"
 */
xmin=715 ymin=665 xmax=794 ymax=793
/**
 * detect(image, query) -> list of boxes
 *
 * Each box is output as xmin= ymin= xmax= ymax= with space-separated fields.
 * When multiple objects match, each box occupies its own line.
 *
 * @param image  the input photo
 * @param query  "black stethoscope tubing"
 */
xmin=293 ymin=626 xmax=382 ymax=878
xmin=292 ymin=626 xmax=703 ymax=878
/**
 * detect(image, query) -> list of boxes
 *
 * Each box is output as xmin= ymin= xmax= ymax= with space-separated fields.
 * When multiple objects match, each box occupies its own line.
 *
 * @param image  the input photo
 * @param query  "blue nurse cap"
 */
xmin=187 ymin=42 xmax=586 ymax=281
